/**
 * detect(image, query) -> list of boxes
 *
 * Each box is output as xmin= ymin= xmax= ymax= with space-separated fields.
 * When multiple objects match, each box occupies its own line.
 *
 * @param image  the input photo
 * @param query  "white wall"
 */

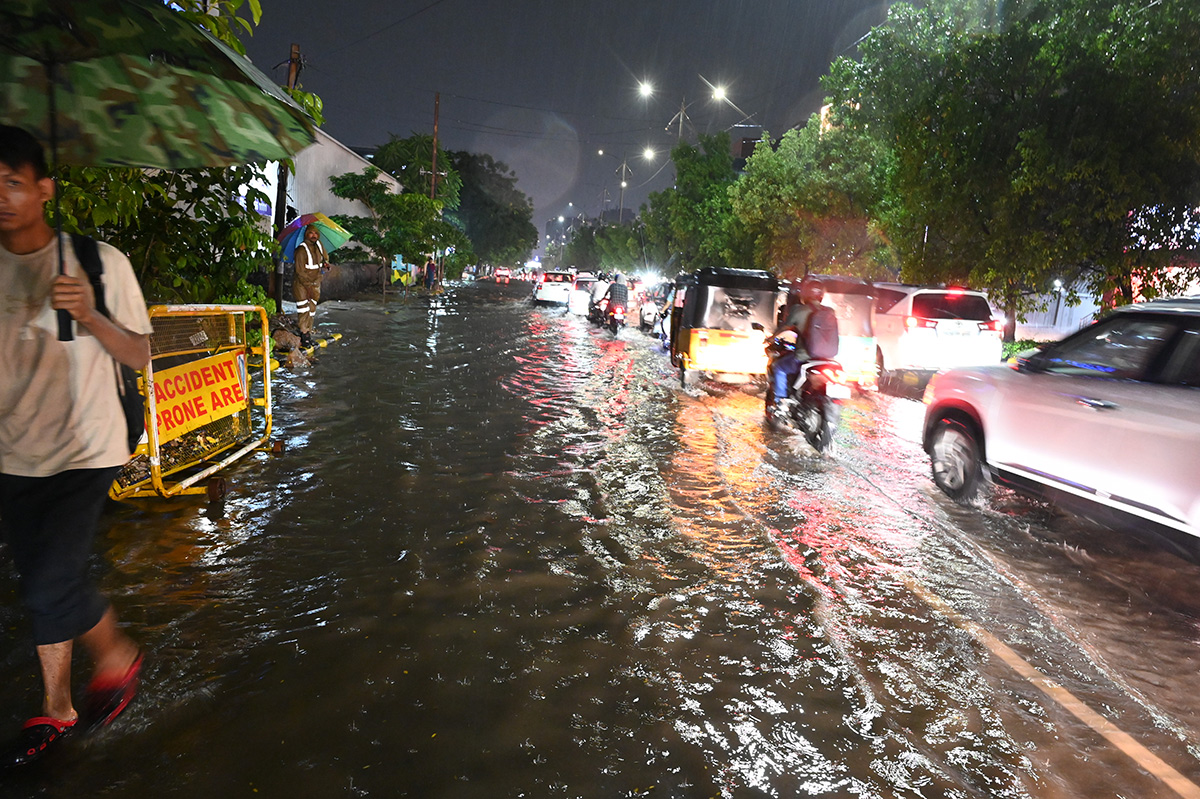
xmin=1014 ymin=289 xmax=1100 ymax=342
xmin=255 ymin=127 xmax=401 ymax=222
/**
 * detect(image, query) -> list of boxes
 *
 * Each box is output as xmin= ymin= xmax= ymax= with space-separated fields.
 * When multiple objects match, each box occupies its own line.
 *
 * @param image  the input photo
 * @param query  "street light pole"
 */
xmin=617 ymin=156 xmax=632 ymax=225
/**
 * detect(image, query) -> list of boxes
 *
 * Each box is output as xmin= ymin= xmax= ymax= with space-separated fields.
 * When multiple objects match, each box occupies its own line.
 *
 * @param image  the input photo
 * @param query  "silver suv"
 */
xmin=922 ymin=298 xmax=1200 ymax=542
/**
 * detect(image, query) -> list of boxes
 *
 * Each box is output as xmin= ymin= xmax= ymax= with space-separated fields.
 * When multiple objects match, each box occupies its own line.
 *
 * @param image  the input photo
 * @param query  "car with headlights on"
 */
xmin=922 ymin=297 xmax=1200 ymax=544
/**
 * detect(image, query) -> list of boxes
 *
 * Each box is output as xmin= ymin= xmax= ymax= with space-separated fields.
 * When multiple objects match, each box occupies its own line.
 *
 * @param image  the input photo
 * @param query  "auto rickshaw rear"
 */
xmin=670 ymin=267 xmax=779 ymax=386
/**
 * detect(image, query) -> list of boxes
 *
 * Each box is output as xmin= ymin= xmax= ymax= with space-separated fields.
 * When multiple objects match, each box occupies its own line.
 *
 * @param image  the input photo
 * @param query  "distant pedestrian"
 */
xmin=294 ymin=224 xmax=328 ymax=347
xmin=423 ymin=256 xmax=437 ymax=290
xmin=0 ymin=126 xmax=151 ymax=766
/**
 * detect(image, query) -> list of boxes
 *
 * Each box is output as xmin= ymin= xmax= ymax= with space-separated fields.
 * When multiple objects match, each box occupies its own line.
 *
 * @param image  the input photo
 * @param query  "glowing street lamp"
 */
xmin=638 ymin=80 xmax=654 ymax=99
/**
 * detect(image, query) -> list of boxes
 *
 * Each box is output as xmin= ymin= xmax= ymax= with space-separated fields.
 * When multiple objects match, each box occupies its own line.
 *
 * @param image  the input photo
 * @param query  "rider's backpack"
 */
xmin=804 ymin=304 xmax=840 ymax=359
xmin=71 ymin=234 xmax=147 ymax=455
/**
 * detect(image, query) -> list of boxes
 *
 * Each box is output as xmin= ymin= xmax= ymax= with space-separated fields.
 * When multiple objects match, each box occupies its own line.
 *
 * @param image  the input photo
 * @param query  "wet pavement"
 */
xmin=2 ymin=279 xmax=1198 ymax=798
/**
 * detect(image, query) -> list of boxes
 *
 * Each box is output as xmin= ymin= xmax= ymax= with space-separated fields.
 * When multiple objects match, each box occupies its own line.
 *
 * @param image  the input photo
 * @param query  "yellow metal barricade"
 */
xmin=111 ymin=304 xmax=273 ymax=501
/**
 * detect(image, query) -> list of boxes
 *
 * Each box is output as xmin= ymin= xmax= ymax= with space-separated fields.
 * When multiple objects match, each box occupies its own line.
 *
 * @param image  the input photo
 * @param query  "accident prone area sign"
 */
xmin=111 ymin=304 xmax=274 ymax=501
xmin=151 ymin=351 xmax=248 ymax=443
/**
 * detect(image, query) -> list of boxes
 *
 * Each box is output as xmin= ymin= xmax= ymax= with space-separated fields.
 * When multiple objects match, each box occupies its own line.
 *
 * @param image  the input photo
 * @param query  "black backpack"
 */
xmin=804 ymin=303 xmax=840 ymax=360
xmin=70 ymin=235 xmax=146 ymax=455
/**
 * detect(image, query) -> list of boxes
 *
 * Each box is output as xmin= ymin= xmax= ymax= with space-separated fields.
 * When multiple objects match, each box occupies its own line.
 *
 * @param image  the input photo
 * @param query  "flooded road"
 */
xmin=2 ymin=279 xmax=1198 ymax=798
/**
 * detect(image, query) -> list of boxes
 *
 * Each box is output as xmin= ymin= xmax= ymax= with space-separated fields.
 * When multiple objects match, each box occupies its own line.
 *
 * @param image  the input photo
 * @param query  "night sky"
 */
xmin=242 ymin=1 xmax=888 ymax=240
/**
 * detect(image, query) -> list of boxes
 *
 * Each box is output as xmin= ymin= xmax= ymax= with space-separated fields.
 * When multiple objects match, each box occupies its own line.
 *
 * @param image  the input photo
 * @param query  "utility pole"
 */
xmin=616 ymin=156 xmax=632 ymax=225
xmin=430 ymin=92 xmax=441 ymax=285
xmin=272 ymin=43 xmax=301 ymax=308
xmin=430 ymin=92 xmax=440 ymax=200
xmin=666 ymin=96 xmax=691 ymax=141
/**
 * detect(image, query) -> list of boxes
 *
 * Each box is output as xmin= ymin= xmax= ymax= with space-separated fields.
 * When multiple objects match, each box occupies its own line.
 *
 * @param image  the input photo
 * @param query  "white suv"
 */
xmin=533 ymin=271 xmax=575 ymax=304
xmin=923 ymin=298 xmax=1200 ymax=543
xmin=874 ymin=284 xmax=1002 ymax=378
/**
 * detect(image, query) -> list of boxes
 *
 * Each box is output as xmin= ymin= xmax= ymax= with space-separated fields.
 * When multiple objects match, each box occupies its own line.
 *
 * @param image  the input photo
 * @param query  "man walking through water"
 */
xmin=294 ymin=224 xmax=328 ymax=348
xmin=0 ymin=126 xmax=151 ymax=766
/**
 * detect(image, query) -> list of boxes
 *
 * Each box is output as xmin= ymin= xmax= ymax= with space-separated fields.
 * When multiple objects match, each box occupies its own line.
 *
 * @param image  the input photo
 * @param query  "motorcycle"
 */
xmin=588 ymin=297 xmax=607 ymax=327
xmin=761 ymin=331 xmax=849 ymax=453
xmin=605 ymin=301 xmax=626 ymax=336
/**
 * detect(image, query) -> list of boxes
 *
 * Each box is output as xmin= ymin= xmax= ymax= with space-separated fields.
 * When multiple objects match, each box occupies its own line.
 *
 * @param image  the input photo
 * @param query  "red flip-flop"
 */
xmin=2 ymin=716 xmax=77 ymax=768
xmin=83 ymin=652 xmax=144 ymax=731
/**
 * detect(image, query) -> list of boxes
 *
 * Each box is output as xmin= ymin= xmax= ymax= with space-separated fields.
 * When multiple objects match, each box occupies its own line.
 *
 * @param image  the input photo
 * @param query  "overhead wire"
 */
xmin=322 ymin=0 xmax=453 ymax=57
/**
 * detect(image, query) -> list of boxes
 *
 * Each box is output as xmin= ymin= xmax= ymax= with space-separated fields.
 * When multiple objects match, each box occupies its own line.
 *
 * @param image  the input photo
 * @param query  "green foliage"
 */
xmin=177 ymin=0 xmax=262 ymax=54
xmin=822 ymin=0 xmax=1200 ymax=340
xmin=730 ymin=123 xmax=895 ymax=280
xmin=373 ymin=134 xmax=462 ymax=209
xmin=1002 ymin=339 xmax=1046 ymax=360
xmin=562 ymin=222 xmax=660 ymax=275
xmin=54 ymin=163 xmax=278 ymax=306
xmin=446 ymin=151 xmax=537 ymax=267
xmin=643 ymin=132 xmax=747 ymax=270
xmin=329 ymin=167 xmax=446 ymax=266
xmin=284 ymin=87 xmax=325 ymax=127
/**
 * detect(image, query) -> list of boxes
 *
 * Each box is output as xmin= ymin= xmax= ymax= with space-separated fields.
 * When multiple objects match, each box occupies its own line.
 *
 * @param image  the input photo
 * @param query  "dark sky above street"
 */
xmin=243 ymin=1 xmax=888 ymax=244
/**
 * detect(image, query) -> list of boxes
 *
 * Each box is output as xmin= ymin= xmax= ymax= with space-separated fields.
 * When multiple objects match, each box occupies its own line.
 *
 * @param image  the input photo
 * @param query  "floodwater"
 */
xmin=2 ymin=279 xmax=1198 ymax=798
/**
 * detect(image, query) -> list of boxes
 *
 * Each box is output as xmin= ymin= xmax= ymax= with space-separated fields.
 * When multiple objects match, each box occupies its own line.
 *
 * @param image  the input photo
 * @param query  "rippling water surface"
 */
xmin=1 ymin=281 xmax=1197 ymax=798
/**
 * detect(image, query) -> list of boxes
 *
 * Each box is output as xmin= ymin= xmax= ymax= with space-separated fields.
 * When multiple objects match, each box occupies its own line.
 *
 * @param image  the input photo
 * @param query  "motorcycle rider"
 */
xmin=588 ymin=273 xmax=611 ymax=323
xmin=768 ymin=276 xmax=835 ymax=412
xmin=601 ymin=273 xmax=629 ymax=317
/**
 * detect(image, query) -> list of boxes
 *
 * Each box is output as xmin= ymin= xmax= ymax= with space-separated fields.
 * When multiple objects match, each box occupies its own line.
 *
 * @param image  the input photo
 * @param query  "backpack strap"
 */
xmin=69 ymin=234 xmax=147 ymax=452
xmin=70 ymin=234 xmax=109 ymax=318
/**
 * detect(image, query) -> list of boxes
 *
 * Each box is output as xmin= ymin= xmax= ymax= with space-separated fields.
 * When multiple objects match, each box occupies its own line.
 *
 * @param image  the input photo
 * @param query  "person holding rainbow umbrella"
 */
xmin=277 ymin=212 xmax=351 ymax=346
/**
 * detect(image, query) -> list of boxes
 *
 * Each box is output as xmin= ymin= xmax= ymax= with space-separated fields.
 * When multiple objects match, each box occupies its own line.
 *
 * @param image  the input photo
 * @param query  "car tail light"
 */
xmin=905 ymin=316 xmax=938 ymax=329
xmin=978 ymin=319 xmax=1002 ymax=332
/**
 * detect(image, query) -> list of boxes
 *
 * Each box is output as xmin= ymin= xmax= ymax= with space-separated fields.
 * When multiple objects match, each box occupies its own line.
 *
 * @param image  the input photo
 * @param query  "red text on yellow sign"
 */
xmin=152 ymin=352 xmax=247 ymax=443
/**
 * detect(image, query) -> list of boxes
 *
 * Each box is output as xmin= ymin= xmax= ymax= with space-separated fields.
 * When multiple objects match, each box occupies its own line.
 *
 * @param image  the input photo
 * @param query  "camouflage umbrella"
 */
xmin=0 ymin=0 xmax=315 ymax=170
xmin=0 ymin=0 xmax=316 ymax=339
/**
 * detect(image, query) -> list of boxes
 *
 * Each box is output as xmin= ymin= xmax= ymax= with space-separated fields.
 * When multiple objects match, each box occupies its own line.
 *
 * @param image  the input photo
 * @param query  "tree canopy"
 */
xmin=372 ymin=133 xmax=462 ymax=209
xmin=822 ymin=0 xmax=1200 ymax=333
xmin=446 ymin=151 xmax=537 ymax=268
xmin=730 ymin=120 xmax=894 ymax=281
xmin=643 ymin=132 xmax=747 ymax=271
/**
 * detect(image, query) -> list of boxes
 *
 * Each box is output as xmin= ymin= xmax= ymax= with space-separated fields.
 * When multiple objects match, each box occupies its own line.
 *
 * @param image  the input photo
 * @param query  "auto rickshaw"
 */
xmin=669 ymin=267 xmax=779 ymax=386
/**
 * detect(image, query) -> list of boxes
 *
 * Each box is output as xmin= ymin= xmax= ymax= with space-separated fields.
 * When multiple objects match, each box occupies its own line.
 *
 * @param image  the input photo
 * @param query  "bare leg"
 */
xmin=77 ymin=607 xmax=139 ymax=681
xmin=35 ymin=641 xmax=77 ymax=721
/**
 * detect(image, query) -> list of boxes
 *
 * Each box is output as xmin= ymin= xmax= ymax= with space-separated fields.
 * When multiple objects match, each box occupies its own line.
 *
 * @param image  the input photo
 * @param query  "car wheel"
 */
xmin=930 ymin=417 xmax=984 ymax=502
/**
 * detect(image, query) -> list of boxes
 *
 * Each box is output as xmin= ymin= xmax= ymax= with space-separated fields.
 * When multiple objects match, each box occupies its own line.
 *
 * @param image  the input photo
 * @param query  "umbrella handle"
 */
xmin=57 ymin=309 xmax=73 ymax=341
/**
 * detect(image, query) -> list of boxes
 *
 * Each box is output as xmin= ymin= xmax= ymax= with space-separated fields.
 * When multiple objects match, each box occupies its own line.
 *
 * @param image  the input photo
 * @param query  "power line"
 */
xmin=323 ymin=0 xmax=454 ymax=57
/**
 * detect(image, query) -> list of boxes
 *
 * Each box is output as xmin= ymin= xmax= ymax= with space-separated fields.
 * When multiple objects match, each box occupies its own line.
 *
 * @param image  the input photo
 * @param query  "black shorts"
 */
xmin=0 ymin=467 xmax=119 ymax=646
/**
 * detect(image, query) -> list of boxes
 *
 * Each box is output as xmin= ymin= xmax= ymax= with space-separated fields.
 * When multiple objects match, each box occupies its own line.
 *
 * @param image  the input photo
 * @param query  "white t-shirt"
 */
xmin=0 ymin=234 xmax=153 ymax=477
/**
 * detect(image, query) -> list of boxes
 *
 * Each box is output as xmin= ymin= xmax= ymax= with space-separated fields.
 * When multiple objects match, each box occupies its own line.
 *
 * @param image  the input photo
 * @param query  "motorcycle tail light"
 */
xmin=816 ymin=365 xmax=847 ymax=383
